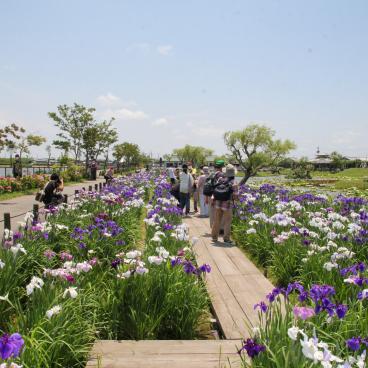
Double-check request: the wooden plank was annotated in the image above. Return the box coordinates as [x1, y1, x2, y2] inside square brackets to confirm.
[86, 340, 243, 368]
[184, 215, 275, 337]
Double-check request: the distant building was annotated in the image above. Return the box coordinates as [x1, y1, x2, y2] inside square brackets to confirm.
[309, 148, 333, 170]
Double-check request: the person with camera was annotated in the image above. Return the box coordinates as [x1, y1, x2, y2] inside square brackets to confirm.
[42, 173, 65, 208]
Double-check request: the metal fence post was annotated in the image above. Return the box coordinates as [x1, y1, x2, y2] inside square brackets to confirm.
[94, 184, 98, 191]
[99, 182, 102, 191]
[88, 185, 92, 191]
[4, 213, 11, 230]
[63, 194, 68, 203]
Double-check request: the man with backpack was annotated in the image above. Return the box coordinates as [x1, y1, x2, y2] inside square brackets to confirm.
[211, 164, 238, 244]
[203, 159, 225, 228]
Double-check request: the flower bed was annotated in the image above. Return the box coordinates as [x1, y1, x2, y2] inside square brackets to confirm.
[0, 173, 210, 367]
[233, 184, 368, 367]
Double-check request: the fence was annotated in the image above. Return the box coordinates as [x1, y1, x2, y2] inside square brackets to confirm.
[1, 182, 107, 239]
[0, 166, 68, 178]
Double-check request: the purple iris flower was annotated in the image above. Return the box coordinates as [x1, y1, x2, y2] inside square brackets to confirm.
[254, 301, 268, 313]
[0, 332, 24, 360]
[346, 337, 361, 351]
[239, 338, 266, 358]
[335, 304, 348, 319]
[198, 264, 211, 273]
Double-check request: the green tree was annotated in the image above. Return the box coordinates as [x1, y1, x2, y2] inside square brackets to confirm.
[16, 134, 46, 159]
[48, 103, 95, 162]
[46, 145, 52, 167]
[52, 140, 71, 157]
[290, 157, 313, 179]
[0, 123, 25, 153]
[330, 151, 347, 171]
[113, 142, 141, 169]
[173, 145, 213, 167]
[224, 123, 296, 184]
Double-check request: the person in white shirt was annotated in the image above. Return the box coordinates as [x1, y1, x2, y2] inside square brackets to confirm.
[179, 164, 194, 215]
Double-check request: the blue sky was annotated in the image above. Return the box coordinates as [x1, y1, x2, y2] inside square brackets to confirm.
[0, 0, 367, 159]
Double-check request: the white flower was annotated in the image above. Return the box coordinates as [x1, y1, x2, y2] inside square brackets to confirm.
[323, 262, 338, 271]
[360, 289, 368, 299]
[287, 326, 301, 341]
[247, 228, 257, 234]
[26, 276, 44, 295]
[0, 260, 5, 269]
[148, 256, 163, 265]
[63, 287, 78, 299]
[126, 250, 141, 259]
[300, 337, 319, 362]
[117, 270, 131, 279]
[0, 293, 9, 302]
[10, 243, 27, 256]
[76, 261, 92, 273]
[135, 266, 149, 275]
[46, 305, 62, 319]
[156, 246, 169, 259]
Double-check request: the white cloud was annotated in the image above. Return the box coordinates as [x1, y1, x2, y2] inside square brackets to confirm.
[332, 130, 359, 146]
[111, 108, 148, 121]
[157, 44, 173, 56]
[97, 93, 121, 107]
[152, 117, 169, 126]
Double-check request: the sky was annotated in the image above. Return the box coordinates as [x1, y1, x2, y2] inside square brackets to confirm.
[0, 0, 367, 160]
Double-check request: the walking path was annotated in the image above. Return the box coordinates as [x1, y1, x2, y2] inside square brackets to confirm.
[185, 215, 274, 339]
[86, 214, 274, 367]
[0, 178, 105, 233]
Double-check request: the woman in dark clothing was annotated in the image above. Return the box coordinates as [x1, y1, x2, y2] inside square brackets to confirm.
[43, 173, 65, 208]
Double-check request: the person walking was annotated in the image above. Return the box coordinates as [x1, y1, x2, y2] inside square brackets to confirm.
[211, 164, 238, 244]
[12, 154, 22, 178]
[204, 160, 225, 228]
[90, 158, 97, 180]
[192, 173, 199, 213]
[179, 164, 193, 215]
[197, 166, 210, 217]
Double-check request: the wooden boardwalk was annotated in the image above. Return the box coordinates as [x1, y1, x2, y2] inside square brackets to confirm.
[86, 214, 273, 367]
[185, 215, 274, 340]
[86, 340, 242, 368]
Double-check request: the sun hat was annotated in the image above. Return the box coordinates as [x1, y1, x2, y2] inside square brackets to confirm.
[214, 159, 225, 168]
[225, 164, 236, 178]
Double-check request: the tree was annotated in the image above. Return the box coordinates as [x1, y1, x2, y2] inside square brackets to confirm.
[48, 103, 95, 162]
[173, 145, 213, 167]
[289, 157, 313, 179]
[224, 124, 296, 184]
[0, 123, 25, 153]
[330, 151, 347, 171]
[46, 145, 52, 167]
[17, 134, 46, 159]
[113, 142, 141, 169]
[52, 140, 71, 157]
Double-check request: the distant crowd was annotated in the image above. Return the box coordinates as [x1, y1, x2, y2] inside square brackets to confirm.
[168, 160, 238, 244]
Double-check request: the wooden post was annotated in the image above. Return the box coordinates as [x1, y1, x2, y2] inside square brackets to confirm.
[88, 185, 92, 191]
[74, 190, 79, 196]
[63, 194, 68, 203]
[82, 187, 86, 191]
[33, 204, 39, 222]
[99, 182, 102, 191]
[103, 182, 106, 188]
[95, 184, 98, 191]
[4, 213, 11, 230]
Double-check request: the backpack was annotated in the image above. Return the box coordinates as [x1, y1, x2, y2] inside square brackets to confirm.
[213, 177, 233, 201]
[203, 173, 216, 197]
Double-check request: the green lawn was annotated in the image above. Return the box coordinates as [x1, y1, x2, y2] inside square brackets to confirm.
[312, 168, 368, 178]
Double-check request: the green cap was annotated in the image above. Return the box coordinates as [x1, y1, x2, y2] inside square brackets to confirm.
[214, 159, 225, 167]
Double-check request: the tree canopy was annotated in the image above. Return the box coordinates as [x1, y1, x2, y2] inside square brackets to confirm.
[172, 145, 213, 167]
[49, 103, 117, 166]
[224, 123, 296, 183]
[113, 142, 141, 167]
